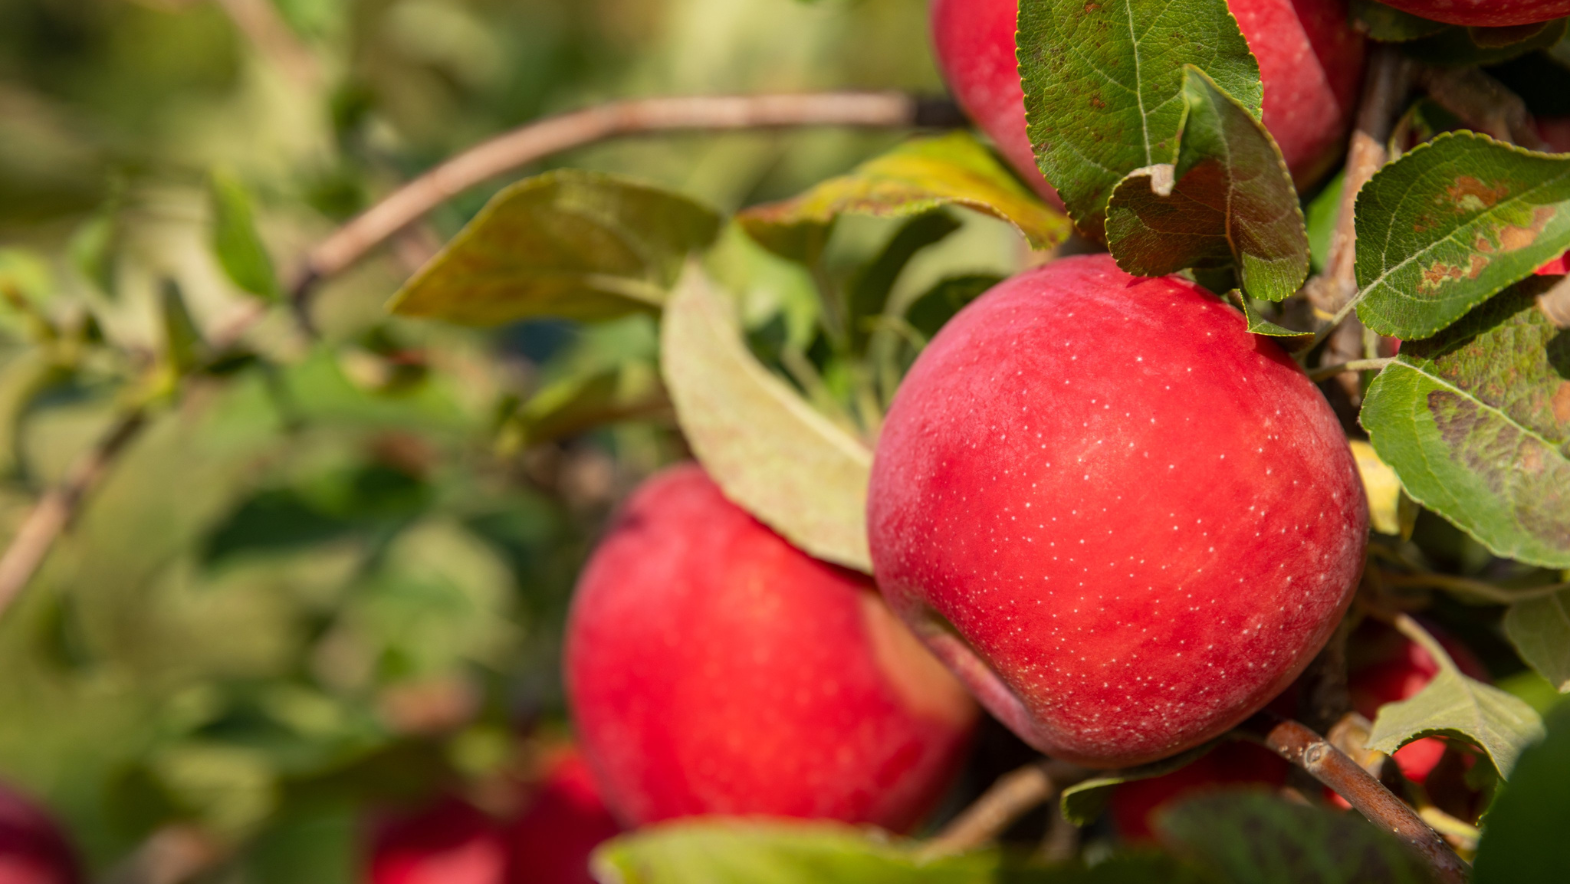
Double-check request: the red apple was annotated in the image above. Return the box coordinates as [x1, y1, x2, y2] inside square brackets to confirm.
[930, 0, 1366, 206]
[1110, 741, 1291, 841]
[867, 254, 1367, 768]
[565, 465, 977, 830]
[368, 797, 505, 884]
[1369, 0, 1570, 26]
[0, 786, 79, 884]
[1347, 621, 1490, 786]
[506, 749, 621, 884]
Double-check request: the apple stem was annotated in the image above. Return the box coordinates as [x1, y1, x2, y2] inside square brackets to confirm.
[1377, 569, 1570, 605]
[916, 759, 1086, 860]
[1306, 358, 1394, 382]
[1245, 713, 1470, 884]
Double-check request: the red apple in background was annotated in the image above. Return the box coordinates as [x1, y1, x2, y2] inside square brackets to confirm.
[1370, 0, 1570, 26]
[929, 0, 1366, 207]
[369, 797, 505, 884]
[1110, 742, 1291, 841]
[565, 465, 977, 830]
[0, 786, 79, 884]
[868, 254, 1368, 768]
[506, 748, 621, 884]
[1347, 622, 1490, 786]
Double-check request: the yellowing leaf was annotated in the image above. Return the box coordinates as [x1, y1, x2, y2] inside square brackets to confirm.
[661, 265, 873, 571]
[1351, 441, 1404, 537]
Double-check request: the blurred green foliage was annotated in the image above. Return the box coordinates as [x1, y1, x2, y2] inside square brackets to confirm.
[0, 0, 1021, 879]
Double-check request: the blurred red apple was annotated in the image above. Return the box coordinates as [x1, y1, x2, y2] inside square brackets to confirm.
[565, 465, 977, 830]
[506, 749, 620, 884]
[0, 786, 78, 884]
[1110, 742, 1291, 841]
[929, 0, 1366, 208]
[1371, 0, 1570, 26]
[868, 254, 1367, 768]
[369, 797, 504, 884]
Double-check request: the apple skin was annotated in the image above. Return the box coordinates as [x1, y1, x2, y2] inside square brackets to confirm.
[1348, 622, 1490, 786]
[929, 0, 1366, 205]
[1370, 0, 1570, 26]
[506, 749, 621, 884]
[565, 465, 977, 831]
[867, 254, 1368, 769]
[368, 797, 506, 884]
[0, 787, 79, 884]
[1110, 742, 1290, 841]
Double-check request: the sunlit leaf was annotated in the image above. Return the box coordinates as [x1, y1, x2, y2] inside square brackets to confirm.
[1367, 634, 1545, 778]
[209, 170, 280, 301]
[661, 265, 873, 571]
[1472, 700, 1570, 883]
[1018, 0, 1261, 240]
[1353, 132, 1570, 338]
[1105, 66, 1308, 302]
[1351, 441, 1404, 537]
[161, 280, 203, 376]
[390, 170, 722, 325]
[1504, 591, 1570, 693]
[1360, 282, 1570, 568]
[1157, 792, 1440, 884]
[737, 132, 1071, 262]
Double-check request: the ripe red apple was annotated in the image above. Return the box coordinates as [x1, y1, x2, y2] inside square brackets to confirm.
[868, 254, 1368, 768]
[929, 0, 1366, 205]
[0, 786, 79, 884]
[506, 749, 621, 884]
[1347, 622, 1490, 786]
[1110, 741, 1291, 841]
[1369, 0, 1570, 26]
[368, 797, 505, 884]
[565, 465, 977, 830]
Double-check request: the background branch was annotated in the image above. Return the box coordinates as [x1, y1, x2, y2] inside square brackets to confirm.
[1244, 713, 1469, 884]
[0, 91, 956, 624]
[293, 92, 961, 299]
[918, 760, 1084, 859]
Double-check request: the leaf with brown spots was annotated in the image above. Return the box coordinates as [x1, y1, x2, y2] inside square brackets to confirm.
[1360, 278, 1570, 568]
[1354, 132, 1570, 339]
[1018, 0, 1261, 241]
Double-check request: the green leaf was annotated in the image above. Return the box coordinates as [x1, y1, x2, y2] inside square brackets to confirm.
[1306, 172, 1345, 275]
[1404, 20, 1569, 68]
[209, 170, 280, 301]
[847, 212, 961, 352]
[1234, 297, 1315, 347]
[1504, 591, 1570, 693]
[737, 133, 1070, 262]
[1060, 742, 1216, 826]
[1359, 282, 1570, 568]
[1366, 633, 1546, 778]
[1157, 792, 1441, 884]
[390, 170, 723, 325]
[161, 280, 204, 376]
[593, 818, 1187, 884]
[1018, 0, 1262, 240]
[661, 265, 873, 572]
[905, 274, 1003, 341]
[1105, 66, 1308, 302]
[1350, 0, 1448, 41]
[1472, 700, 1570, 883]
[1353, 131, 1570, 339]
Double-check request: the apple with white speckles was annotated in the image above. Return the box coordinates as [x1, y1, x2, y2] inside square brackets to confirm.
[929, 0, 1367, 206]
[566, 465, 977, 830]
[867, 254, 1368, 769]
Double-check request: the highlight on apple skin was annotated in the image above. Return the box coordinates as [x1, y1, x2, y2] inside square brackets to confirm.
[867, 254, 1368, 769]
[928, 0, 1366, 205]
[565, 465, 978, 831]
